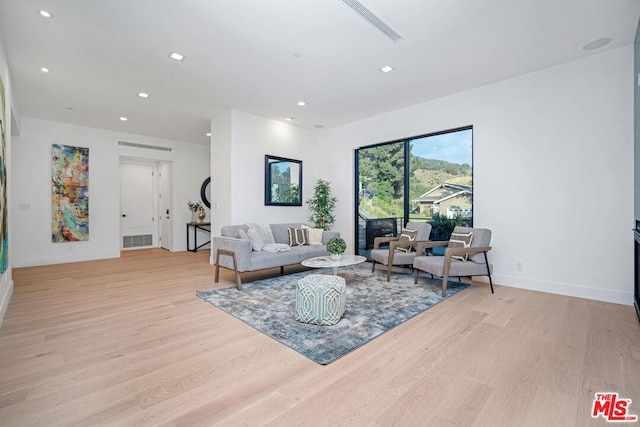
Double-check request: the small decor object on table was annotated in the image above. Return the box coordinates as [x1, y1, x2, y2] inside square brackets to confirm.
[188, 201, 203, 223]
[198, 207, 206, 222]
[326, 236, 346, 261]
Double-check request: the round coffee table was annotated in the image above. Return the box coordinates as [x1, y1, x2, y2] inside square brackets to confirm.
[302, 254, 367, 276]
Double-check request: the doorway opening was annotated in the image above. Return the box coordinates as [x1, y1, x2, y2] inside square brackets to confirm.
[119, 157, 173, 251]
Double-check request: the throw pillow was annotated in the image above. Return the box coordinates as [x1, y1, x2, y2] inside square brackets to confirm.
[301, 224, 324, 245]
[449, 231, 473, 261]
[396, 228, 418, 253]
[246, 225, 265, 251]
[288, 228, 309, 246]
[235, 229, 250, 240]
[247, 223, 275, 245]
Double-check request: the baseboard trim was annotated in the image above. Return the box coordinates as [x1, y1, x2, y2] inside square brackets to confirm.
[11, 251, 121, 268]
[493, 273, 633, 306]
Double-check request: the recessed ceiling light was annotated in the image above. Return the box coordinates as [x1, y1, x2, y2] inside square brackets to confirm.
[39, 10, 52, 18]
[206, 132, 211, 137]
[286, 117, 294, 121]
[119, 117, 128, 122]
[169, 52, 184, 61]
[380, 65, 394, 73]
[40, 67, 50, 73]
[297, 101, 306, 106]
[138, 92, 149, 98]
[582, 37, 612, 51]
[314, 124, 325, 129]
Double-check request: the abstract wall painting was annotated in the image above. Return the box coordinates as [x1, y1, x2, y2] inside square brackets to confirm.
[51, 144, 89, 242]
[0, 76, 7, 272]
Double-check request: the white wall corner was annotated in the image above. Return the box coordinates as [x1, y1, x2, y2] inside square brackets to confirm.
[0, 277, 13, 328]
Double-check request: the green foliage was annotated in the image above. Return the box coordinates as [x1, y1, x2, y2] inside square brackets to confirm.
[306, 179, 337, 230]
[326, 237, 347, 254]
[430, 213, 462, 241]
[270, 164, 299, 203]
[358, 142, 405, 201]
[357, 142, 472, 220]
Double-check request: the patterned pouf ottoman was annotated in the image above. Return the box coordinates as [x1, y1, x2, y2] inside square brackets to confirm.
[295, 274, 347, 325]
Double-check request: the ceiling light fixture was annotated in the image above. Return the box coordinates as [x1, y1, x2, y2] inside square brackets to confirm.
[582, 37, 612, 51]
[380, 65, 394, 73]
[206, 132, 211, 137]
[40, 67, 49, 73]
[297, 101, 306, 106]
[119, 117, 128, 122]
[286, 117, 294, 121]
[138, 92, 149, 98]
[39, 10, 52, 18]
[169, 52, 184, 61]
[314, 124, 325, 129]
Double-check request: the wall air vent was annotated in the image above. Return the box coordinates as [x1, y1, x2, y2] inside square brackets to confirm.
[340, 0, 403, 42]
[119, 141, 173, 152]
[123, 234, 153, 248]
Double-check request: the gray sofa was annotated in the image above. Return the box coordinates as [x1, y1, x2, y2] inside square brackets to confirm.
[212, 223, 340, 289]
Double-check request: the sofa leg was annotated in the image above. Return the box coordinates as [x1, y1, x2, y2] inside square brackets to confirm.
[280, 266, 284, 276]
[215, 249, 242, 291]
[371, 260, 376, 273]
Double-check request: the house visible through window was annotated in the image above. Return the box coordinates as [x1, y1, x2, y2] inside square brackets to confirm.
[355, 126, 473, 259]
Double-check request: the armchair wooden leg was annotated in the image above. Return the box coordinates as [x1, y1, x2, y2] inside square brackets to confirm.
[386, 265, 392, 282]
[442, 258, 452, 297]
[371, 260, 376, 273]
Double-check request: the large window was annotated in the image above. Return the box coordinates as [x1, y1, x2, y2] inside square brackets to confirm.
[355, 126, 473, 258]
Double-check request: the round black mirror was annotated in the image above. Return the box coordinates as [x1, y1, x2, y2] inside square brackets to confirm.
[200, 177, 211, 208]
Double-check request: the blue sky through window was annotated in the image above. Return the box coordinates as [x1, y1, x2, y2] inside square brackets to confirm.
[410, 128, 472, 165]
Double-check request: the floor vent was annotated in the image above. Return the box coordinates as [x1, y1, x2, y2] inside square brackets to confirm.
[119, 141, 173, 152]
[123, 234, 153, 248]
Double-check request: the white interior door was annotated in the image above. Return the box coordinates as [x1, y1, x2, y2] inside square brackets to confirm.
[120, 163, 155, 249]
[159, 162, 173, 250]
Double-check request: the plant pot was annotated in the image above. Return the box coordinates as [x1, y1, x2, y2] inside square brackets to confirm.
[330, 254, 343, 261]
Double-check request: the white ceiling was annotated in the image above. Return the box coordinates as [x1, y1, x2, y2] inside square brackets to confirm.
[0, 0, 638, 145]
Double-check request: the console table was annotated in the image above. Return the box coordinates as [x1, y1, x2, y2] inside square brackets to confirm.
[186, 222, 211, 252]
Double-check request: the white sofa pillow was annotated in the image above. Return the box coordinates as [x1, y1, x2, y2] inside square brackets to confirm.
[302, 224, 324, 245]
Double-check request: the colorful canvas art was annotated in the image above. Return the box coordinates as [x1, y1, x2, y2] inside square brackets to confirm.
[52, 144, 89, 242]
[0, 76, 7, 273]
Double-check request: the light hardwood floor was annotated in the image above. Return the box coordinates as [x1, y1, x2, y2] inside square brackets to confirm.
[0, 248, 639, 426]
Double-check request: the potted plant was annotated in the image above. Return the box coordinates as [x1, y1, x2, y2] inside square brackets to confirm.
[306, 179, 337, 230]
[188, 201, 203, 223]
[326, 237, 347, 260]
[430, 213, 461, 241]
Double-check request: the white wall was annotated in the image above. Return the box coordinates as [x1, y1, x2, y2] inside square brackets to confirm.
[210, 109, 320, 239]
[0, 35, 12, 327]
[11, 118, 210, 267]
[316, 46, 634, 305]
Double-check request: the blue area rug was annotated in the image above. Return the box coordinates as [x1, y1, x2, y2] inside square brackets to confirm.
[196, 265, 469, 364]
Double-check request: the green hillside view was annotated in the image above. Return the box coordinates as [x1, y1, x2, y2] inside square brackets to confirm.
[358, 143, 472, 220]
